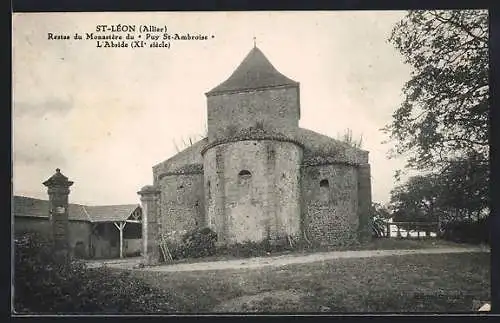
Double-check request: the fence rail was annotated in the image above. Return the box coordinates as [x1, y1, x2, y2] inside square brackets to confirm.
[381, 221, 439, 239]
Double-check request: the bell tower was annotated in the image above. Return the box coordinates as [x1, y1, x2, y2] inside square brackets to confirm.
[205, 46, 301, 142]
[202, 46, 303, 244]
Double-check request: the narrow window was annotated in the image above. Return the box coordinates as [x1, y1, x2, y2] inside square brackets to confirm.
[267, 144, 276, 162]
[320, 179, 330, 203]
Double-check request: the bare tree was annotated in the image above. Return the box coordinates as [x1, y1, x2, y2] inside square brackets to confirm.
[338, 128, 363, 149]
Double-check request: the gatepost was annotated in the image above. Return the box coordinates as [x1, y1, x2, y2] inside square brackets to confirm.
[43, 168, 73, 256]
[138, 185, 161, 265]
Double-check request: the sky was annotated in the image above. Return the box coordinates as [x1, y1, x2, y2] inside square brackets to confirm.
[12, 11, 414, 206]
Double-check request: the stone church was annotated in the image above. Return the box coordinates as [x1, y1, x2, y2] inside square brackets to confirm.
[140, 45, 372, 252]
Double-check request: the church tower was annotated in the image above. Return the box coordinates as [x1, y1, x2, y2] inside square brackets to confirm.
[205, 46, 301, 141]
[202, 46, 303, 244]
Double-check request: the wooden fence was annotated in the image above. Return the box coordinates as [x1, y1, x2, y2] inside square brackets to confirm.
[382, 221, 440, 239]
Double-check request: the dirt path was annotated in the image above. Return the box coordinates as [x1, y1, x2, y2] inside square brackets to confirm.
[90, 246, 488, 272]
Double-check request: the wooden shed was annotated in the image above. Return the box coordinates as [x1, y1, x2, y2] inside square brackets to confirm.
[13, 195, 142, 259]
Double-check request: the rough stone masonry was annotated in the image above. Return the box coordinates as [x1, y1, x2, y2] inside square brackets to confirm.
[141, 45, 372, 262]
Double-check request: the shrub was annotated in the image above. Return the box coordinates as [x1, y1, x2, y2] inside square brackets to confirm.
[372, 217, 387, 238]
[215, 235, 298, 259]
[441, 217, 489, 244]
[168, 230, 309, 261]
[14, 232, 178, 313]
[170, 227, 217, 259]
[216, 240, 269, 258]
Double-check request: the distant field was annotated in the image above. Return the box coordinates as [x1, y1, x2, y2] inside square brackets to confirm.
[129, 251, 490, 313]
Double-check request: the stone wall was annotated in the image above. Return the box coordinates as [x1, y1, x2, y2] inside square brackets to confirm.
[301, 164, 359, 246]
[68, 221, 92, 256]
[203, 139, 302, 244]
[14, 217, 52, 236]
[357, 164, 373, 243]
[152, 138, 208, 183]
[14, 217, 92, 257]
[158, 173, 205, 237]
[206, 86, 300, 142]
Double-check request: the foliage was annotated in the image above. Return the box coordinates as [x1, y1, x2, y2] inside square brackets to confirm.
[390, 175, 441, 224]
[14, 232, 178, 313]
[384, 10, 488, 171]
[370, 203, 391, 238]
[169, 230, 307, 260]
[390, 159, 488, 223]
[170, 227, 218, 259]
[371, 202, 392, 220]
[441, 217, 490, 244]
[215, 235, 302, 258]
[385, 10, 489, 239]
[371, 218, 387, 238]
[389, 160, 489, 241]
[436, 152, 489, 222]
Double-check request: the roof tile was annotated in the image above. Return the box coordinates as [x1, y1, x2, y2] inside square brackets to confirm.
[12, 196, 140, 223]
[207, 47, 298, 95]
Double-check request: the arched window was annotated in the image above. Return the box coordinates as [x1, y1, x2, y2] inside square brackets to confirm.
[320, 179, 329, 188]
[238, 170, 252, 179]
[238, 170, 252, 188]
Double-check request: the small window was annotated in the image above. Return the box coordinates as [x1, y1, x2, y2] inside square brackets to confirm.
[207, 180, 211, 197]
[319, 179, 330, 203]
[238, 170, 252, 179]
[267, 148, 276, 161]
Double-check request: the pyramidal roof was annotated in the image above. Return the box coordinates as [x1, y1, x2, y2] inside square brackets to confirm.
[206, 46, 298, 95]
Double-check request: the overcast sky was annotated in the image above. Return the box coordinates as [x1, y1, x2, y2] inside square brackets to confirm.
[12, 11, 413, 206]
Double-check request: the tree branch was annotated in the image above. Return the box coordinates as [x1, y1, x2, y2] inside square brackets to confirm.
[427, 11, 487, 43]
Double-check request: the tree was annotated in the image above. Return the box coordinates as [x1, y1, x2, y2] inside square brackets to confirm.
[384, 10, 488, 171]
[389, 154, 488, 235]
[389, 175, 441, 232]
[371, 202, 392, 220]
[338, 128, 363, 149]
[436, 152, 489, 222]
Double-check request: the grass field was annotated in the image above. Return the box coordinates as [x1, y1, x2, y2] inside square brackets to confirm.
[129, 251, 490, 313]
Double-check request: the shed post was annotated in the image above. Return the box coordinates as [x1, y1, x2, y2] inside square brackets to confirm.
[114, 221, 127, 258]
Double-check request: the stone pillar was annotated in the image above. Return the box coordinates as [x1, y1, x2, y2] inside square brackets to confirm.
[43, 168, 74, 255]
[357, 163, 372, 243]
[138, 185, 161, 265]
